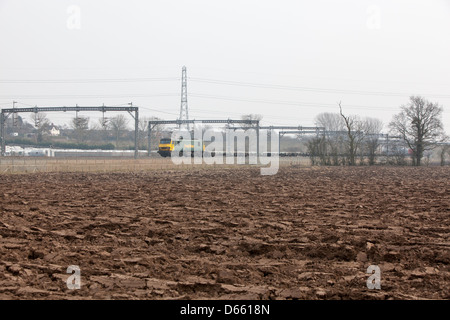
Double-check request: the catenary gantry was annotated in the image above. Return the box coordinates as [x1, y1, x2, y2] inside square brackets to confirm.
[1, 105, 139, 158]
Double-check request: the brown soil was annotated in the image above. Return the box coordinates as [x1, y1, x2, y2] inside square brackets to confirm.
[0, 166, 449, 299]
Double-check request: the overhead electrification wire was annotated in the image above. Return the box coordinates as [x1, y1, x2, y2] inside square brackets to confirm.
[0, 78, 179, 84]
[1, 94, 447, 113]
[2, 75, 449, 98]
[188, 107, 302, 122]
[189, 77, 450, 99]
[133, 105, 179, 117]
[189, 93, 398, 111]
[0, 93, 179, 99]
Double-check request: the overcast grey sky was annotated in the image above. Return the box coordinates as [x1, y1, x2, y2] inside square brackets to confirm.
[0, 0, 449, 132]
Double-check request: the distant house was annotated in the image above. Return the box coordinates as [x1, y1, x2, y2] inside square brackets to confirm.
[50, 126, 60, 136]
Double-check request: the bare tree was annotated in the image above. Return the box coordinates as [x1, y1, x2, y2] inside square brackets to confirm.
[6, 114, 24, 129]
[306, 134, 326, 166]
[439, 136, 449, 166]
[138, 117, 149, 149]
[97, 117, 110, 140]
[142, 116, 166, 150]
[109, 114, 129, 148]
[315, 112, 345, 132]
[440, 146, 449, 166]
[99, 117, 110, 130]
[339, 102, 365, 166]
[314, 112, 346, 165]
[240, 114, 262, 129]
[30, 112, 50, 143]
[363, 117, 383, 165]
[389, 96, 445, 166]
[71, 116, 89, 143]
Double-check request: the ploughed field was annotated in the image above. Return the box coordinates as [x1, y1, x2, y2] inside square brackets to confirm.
[0, 166, 449, 299]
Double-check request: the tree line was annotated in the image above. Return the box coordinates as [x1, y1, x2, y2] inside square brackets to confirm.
[5, 113, 166, 150]
[306, 96, 448, 166]
[4, 96, 448, 165]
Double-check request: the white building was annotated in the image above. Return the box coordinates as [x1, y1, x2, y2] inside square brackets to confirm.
[50, 127, 60, 136]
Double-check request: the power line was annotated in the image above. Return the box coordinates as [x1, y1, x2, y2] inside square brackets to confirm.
[0, 77, 179, 84]
[1, 93, 448, 114]
[189, 93, 399, 111]
[189, 77, 450, 99]
[134, 105, 179, 117]
[1, 75, 449, 98]
[189, 108, 279, 122]
[0, 93, 179, 99]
